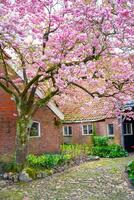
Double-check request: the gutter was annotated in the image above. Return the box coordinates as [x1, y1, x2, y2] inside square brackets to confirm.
[62, 117, 106, 124]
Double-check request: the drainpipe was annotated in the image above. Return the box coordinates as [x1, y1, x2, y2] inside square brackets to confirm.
[119, 116, 125, 148]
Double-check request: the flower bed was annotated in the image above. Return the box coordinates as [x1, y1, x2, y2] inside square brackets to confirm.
[0, 147, 99, 183]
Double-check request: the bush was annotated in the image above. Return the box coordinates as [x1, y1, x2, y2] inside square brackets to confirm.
[26, 154, 72, 169]
[108, 144, 128, 158]
[91, 144, 127, 158]
[127, 161, 134, 184]
[93, 136, 109, 147]
[1, 161, 23, 173]
[60, 144, 91, 158]
[91, 146, 110, 157]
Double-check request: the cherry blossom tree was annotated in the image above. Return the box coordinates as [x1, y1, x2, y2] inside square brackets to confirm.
[0, 0, 133, 164]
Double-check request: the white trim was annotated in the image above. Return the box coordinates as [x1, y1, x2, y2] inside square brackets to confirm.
[12, 70, 64, 120]
[107, 124, 114, 137]
[124, 123, 133, 136]
[47, 102, 64, 120]
[82, 124, 93, 135]
[63, 118, 105, 124]
[29, 121, 41, 138]
[63, 125, 73, 136]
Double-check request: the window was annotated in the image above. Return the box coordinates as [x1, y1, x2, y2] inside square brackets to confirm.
[63, 126, 72, 136]
[82, 125, 93, 135]
[107, 124, 114, 136]
[29, 121, 40, 137]
[124, 123, 133, 135]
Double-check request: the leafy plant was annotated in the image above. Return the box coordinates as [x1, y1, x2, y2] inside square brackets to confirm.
[127, 161, 134, 185]
[60, 144, 91, 158]
[26, 154, 72, 169]
[93, 136, 109, 147]
[108, 144, 128, 158]
[91, 146, 110, 157]
[91, 144, 127, 158]
[1, 161, 23, 173]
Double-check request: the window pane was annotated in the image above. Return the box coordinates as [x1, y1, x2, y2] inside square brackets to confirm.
[68, 126, 72, 135]
[83, 125, 88, 134]
[108, 124, 114, 135]
[124, 123, 133, 135]
[88, 125, 93, 134]
[126, 124, 132, 134]
[64, 126, 68, 135]
[30, 122, 39, 137]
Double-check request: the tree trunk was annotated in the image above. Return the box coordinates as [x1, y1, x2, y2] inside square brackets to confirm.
[15, 117, 31, 165]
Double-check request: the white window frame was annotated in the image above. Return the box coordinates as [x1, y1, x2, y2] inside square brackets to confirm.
[124, 123, 133, 136]
[107, 124, 114, 137]
[63, 126, 73, 136]
[29, 121, 41, 138]
[82, 124, 93, 135]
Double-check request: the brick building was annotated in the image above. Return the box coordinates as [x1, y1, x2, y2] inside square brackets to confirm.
[58, 90, 134, 150]
[0, 86, 64, 161]
[60, 100, 121, 146]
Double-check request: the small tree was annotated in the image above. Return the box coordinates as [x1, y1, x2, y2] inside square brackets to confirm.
[0, 0, 133, 165]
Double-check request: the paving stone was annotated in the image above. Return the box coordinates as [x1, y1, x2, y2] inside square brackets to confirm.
[0, 154, 134, 199]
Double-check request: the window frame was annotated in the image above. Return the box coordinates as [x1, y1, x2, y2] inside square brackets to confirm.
[124, 123, 133, 136]
[63, 125, 73, 137]
[82, 124, 93, 135]
[107, 124, 114, 137]
[29, 121, 41, 138]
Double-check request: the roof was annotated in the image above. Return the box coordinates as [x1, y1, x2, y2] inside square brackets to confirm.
[55, 88, 113, 123]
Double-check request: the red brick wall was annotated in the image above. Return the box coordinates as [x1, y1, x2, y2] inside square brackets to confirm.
[62, 122, 94, 145]
[105, 118, 121, 144]
[0, 88, 61, 160]
[62, 118, 121, 145]
[29, 106, 61, 154]
[0, 89, 16, 159]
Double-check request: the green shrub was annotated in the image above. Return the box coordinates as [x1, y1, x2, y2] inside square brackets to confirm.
[26, 154, 71, 169]
[24, 167, 37, 179]
[91, 146, 110, 157]
[2, 161, 23, 173]
[91, 144, 127, 158]
[127, 161, 134, 173]
[93, 136, 109, 147]
[127, 161, 134, 183]
[108, 144, 128, 158]
[60, 144, 91, 158]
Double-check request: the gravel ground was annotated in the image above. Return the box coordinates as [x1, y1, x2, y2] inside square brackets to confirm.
[0, 154, 134, 200]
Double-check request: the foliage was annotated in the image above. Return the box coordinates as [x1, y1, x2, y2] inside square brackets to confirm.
[26, 154, 71, 169]
[91, 144, 127, 158]
[108, 144, 128, 158]
[60, 144, 91, 158]
[93, 136, 109, 147]
[24, 167, 37, 179]
[1, 161, 23, 173]
[24, 167, 53, 179]
[126, 161, 134, 185]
